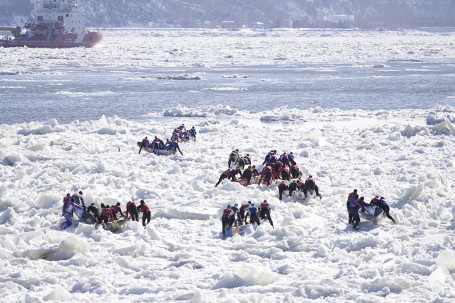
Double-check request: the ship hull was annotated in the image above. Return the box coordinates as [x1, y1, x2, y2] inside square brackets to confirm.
[0, 31, 102, 48]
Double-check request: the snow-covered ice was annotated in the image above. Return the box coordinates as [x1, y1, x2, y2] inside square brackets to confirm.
[0, 28, 455, 302]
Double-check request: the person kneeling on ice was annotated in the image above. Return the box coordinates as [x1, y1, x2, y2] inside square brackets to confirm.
[61, 195, 75, 229]
[303, 175, 322, 199]
[126, 200, 139, 221]
[370, 196, 396, 224]
[215, 169, 231, 187]
[259, 200, 274, 228]
[222, 205, 234, 236]
[248, 203, 260, 226]
[137, 200, 151, 228]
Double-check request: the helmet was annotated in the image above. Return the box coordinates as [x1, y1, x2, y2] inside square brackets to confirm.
[248, 201, 251, 204]
[140, 200, 145, 204]
[380, 197, 385, 200]
[116, 202, 120, 206]
[79, 191, 83, 195]
[263, 200, 267, 202]
[227, 204, 231, 208]
[234, 203, 238, 207]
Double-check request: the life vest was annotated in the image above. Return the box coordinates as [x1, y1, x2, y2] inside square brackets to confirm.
[222, 208, 232, 217]
[127, 201, 136, 209]
[101, 208, 111, 217]
[63, 196, 70, 203]
[240, 204, 249, 209]
[223, 169, 231, 176]
[138, 203, 150, 212]
[260, 202, 269, 209]
[249, 206, 257, 215]
[348, 197, 359, 208]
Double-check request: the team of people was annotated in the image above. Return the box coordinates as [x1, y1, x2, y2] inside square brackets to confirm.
[346, 189, 396, 229]
[61, 192, 153, 230]
[64, 130, 397, 236]
[138, 124, 196, 155]
[221, 200, 274, 236]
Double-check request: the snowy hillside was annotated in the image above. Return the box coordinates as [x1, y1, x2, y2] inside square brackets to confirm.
[0, 0, 454, 28]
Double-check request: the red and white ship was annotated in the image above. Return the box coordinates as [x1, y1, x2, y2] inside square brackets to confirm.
[0, 0, 102, 48]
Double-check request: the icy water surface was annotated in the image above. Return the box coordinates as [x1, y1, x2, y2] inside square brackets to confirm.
[0, 28, 454, 124]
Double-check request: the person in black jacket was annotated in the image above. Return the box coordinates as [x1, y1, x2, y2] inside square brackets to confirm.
[370, 196, 396, 224]
[278, 181, 288, 200]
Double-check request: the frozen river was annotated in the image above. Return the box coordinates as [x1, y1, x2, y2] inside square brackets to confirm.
[0, 28, 454, 124]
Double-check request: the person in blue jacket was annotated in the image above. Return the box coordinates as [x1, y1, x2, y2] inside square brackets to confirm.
[189, 126, 197, 141]
[151, 136, 164, 151]
[248, 203, 260, 226]
[288, 152, 296, 166]
[230, 203, 239, 226]
[61, 196, 75, 229]
[166, 139, 183, 156]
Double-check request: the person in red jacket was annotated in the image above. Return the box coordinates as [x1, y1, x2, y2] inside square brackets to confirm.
[215, 169, 231, 187]
[137, 200, 151, 228]
[221, 205, 234, 236]
[112, 202, 125, 218]
[280, 166, 291, 181]
[97, 205, 111, 224]
[259, 200, 274, 228]
[259, 166, 273, 185]
[303, 175, 322, 199]
[290, 164, 302, 179]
